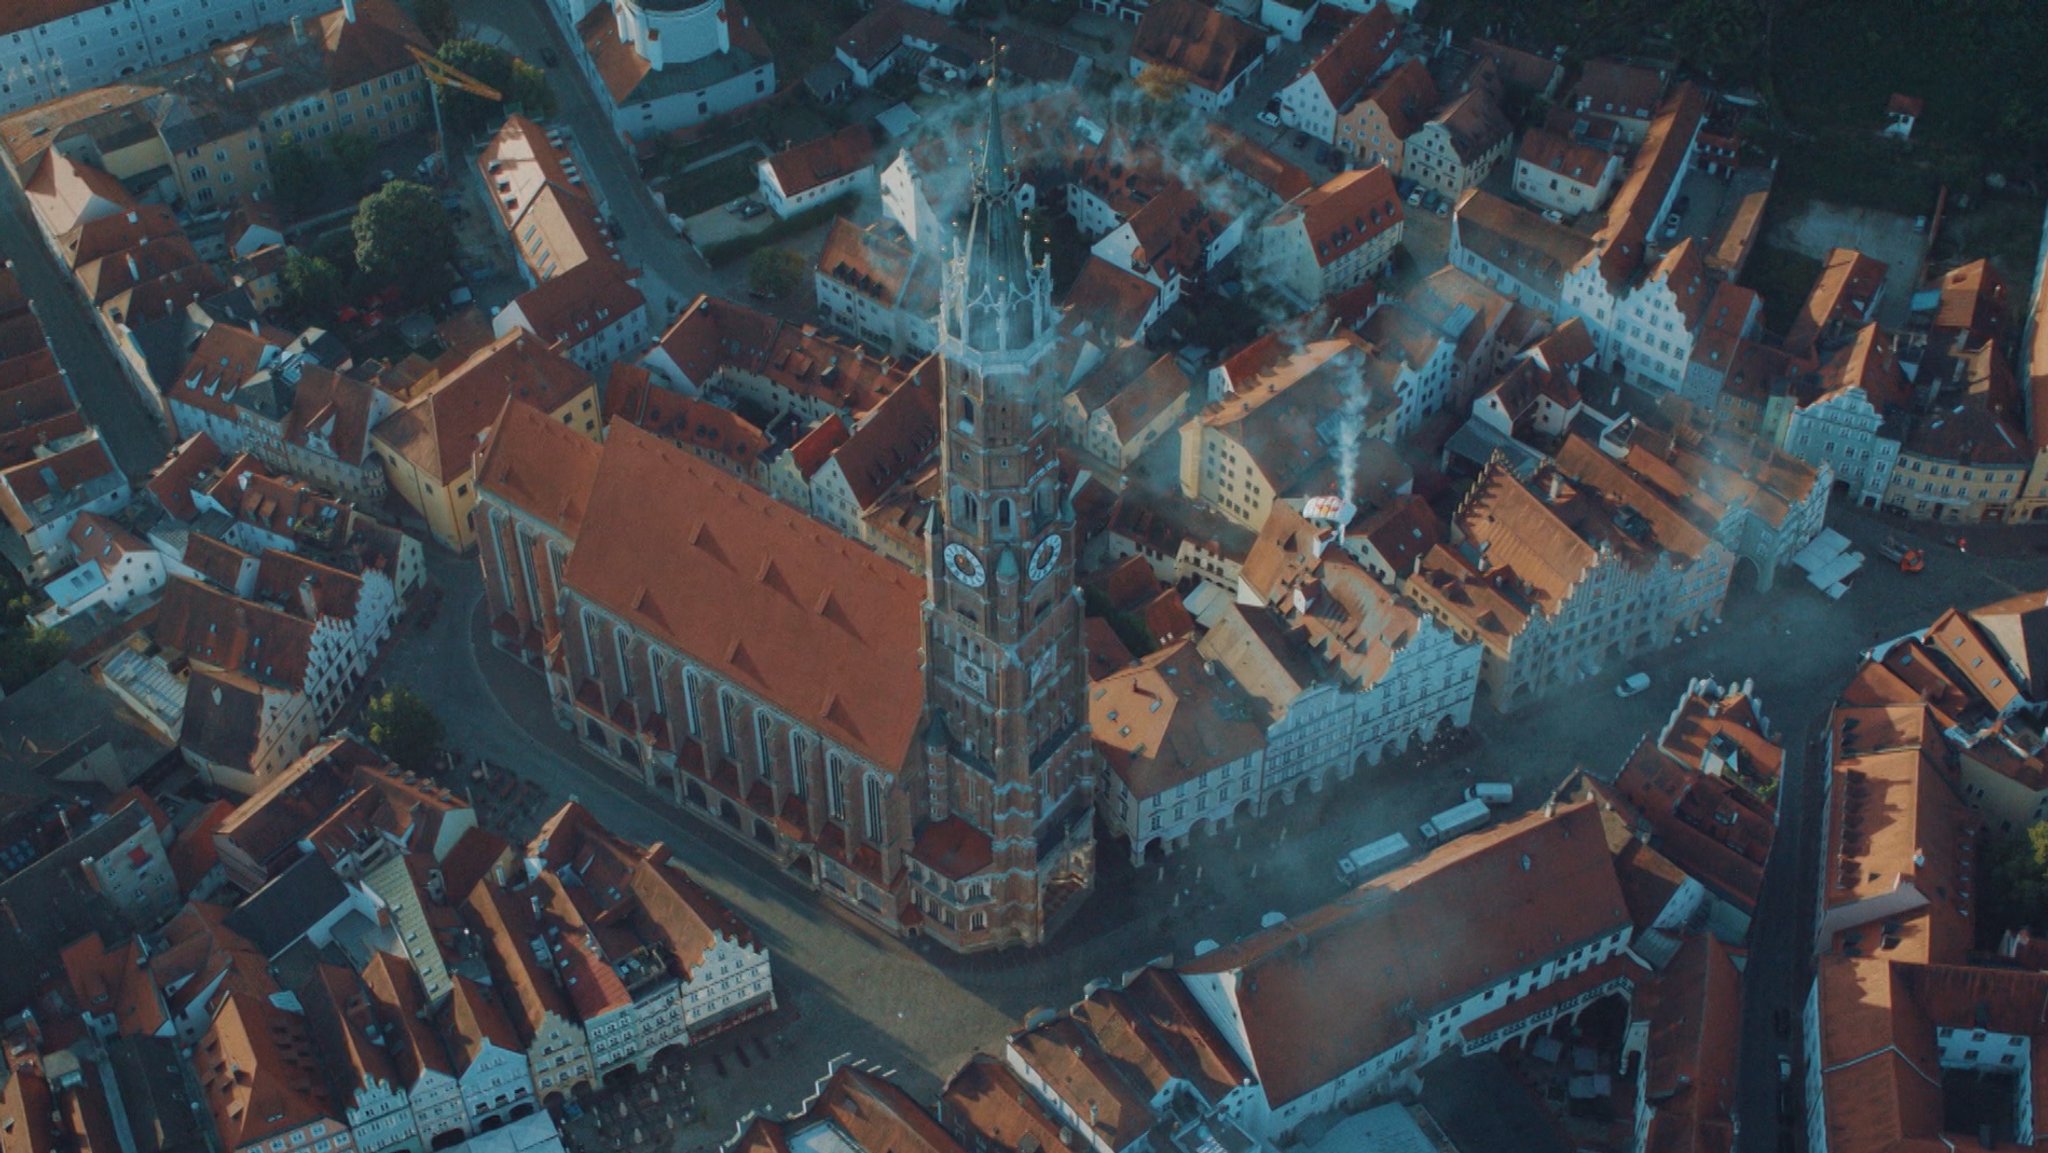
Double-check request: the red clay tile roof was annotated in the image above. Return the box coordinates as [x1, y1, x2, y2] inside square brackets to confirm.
[505, 258, 645, 351]
[442, 974, 523, 1070]
[764, 124, 876, 200]
[168, 799, 236, 892]
[941, 1054, 1090, 1153]
[475, 396, 605, 540]
[1593, 82, 1706, 288]
[1301, 8, 1396, 107]
[1571, 59, 1667, 121]
[317, 0, 428, 90]
[360, 951, 455, 1080]
[1784, 247, 1889, 361]
[1515, 126, 1615, 186]
[607, 367, 771, 474]
[1092, 638, 1266, 799]
[735, 1067, 961, 1153]
[1131, 0, 1266, 94]
[375, 331, 596, 485]
[824, 369, 939, 508]
[147, 433, 223, 521]
[0, 434, 117, 507]
[194, 993, 340, 1151]
[1281, 164, 1403, 269]
[565, 420, 928, 769]
[282, 364, 380, 467]
[1207, 124, 1313, 202]
[155, 576, 315, 690]
[1181, 800, 1632, 1107]
[1062, 258, 1160, 344]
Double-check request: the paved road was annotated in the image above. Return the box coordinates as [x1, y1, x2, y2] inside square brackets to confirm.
[452, 0, 733, 327]
[0, 168, 169, 477]
[378, 505, 2048, 1149]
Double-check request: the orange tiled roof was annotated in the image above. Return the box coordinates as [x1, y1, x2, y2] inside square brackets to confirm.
[564, 421, 928, 769]
[374, 331, 596, 485]
[194, 993, 339, 1150]
[1301, 8, 1396, 107]
[764, 124, 876, 200]
[1282, 165, 1403, 269]
[1131, 0, 1266, 94]
[1181, 800, 1632, 1107]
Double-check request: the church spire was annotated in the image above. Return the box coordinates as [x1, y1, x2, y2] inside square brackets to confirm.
[948, 55, 1050, 358]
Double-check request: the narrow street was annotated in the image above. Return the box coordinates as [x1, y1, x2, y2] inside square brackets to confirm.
[450, 0, 732, 324]
[376, 503, 2047, 1146]
[0, 167, 169, 477]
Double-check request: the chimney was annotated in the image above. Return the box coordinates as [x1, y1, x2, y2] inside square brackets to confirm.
[125, 254, 139, 280]
[1546, 471, 1562, 503]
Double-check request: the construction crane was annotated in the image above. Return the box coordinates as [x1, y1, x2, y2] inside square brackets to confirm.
[406, 45, 504, 170]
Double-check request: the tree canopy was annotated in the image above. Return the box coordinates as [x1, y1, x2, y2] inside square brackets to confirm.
[270, 139, 325, 217]
[281, 251, 345, 319]
[366, 686, 446, 777]
[746, 248, 806, 299]
[433, 40, 557, 143]
[352, 180, 455, 298]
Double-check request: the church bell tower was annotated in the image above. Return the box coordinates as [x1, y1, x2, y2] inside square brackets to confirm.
[920, 71, 1095, 949]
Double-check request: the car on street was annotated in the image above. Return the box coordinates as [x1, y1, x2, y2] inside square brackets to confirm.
[1542, 208, 1565, 223]
[1407, 188, 1424, 206]
[1616, 672, 1652, 697]
[1257, 103, 1281, 127]
[729, 199, 768, 219]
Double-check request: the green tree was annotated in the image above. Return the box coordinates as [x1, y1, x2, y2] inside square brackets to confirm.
[281, 251, 346, 318]
[1984, 823, 2048, 940]
[0, 563, 68, 693]
[746, 247, 805, 299]
[271, 138, 327, 217]
[328, 131, 377, 183]
[415, 0, 458, 44]
[352, 180, 455, 298]
[433, 41, 555, 141]
[504, 58, 557, 120]
[366, 686, 446, 776]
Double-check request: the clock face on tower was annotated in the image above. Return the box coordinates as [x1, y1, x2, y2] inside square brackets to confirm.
[1028, 535, 1063, 583]
[944, 543, 987, 588]
[955, 653, 989, 696]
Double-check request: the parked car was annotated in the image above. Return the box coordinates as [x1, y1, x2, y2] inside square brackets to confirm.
[729, 199, 767, 219]
[1435, 198, 1449, 217]
[1913, 214, 1929, 233]
[1541, 208, 1565, 223]
[1407, 188, 1424, 207]
[1257, 108, 1281, 128]
[1616, 672, 1652, 698]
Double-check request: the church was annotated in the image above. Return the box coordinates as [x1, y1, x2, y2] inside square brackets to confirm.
[474, 81, 1098, 952]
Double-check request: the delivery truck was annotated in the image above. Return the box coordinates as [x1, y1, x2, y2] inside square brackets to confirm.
[1420, 797, 1491, 844]
[1335, 832, 1414, 884]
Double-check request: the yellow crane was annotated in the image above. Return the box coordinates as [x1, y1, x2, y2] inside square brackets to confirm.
[406, 44, 504, 167]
